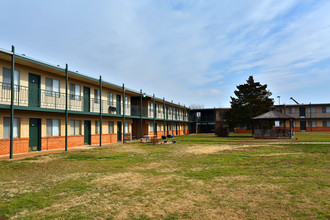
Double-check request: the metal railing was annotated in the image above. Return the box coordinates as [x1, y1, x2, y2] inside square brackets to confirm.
[254, 128, 293, 138]
[0, 82, 190, 121]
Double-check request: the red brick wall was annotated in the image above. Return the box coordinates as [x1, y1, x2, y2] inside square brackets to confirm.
[92, 134, 118, 145]
[306, 127, 330, 132]
[156, 131, 165, 137]
[0, 138, 30, 156]
[42, 136, 65, 150]
[68, 135, 84, 147]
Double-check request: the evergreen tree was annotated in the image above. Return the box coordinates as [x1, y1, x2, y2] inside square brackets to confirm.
[225, 76, 274, 130]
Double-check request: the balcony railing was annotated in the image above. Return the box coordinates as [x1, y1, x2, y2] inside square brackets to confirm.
[0, 82, 189, 121]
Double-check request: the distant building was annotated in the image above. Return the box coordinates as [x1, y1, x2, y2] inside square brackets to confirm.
[190, 108, 229, 133]
[274, 103, 330, 132]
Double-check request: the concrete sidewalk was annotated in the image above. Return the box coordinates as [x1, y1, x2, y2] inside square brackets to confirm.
[0, 146, 98, 161]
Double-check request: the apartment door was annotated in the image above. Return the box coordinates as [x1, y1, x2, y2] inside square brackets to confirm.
[300, 121, 306, 131]
[116, 95, 121, 115]
[29, 118, 41, 151]
[83, 87, 90, 112]
[117, 121, 122, 142]
[166, 107, 169, 119]
[176, 124, 178, 135]
[155, 123, 157, 136]
[299, 107, 305, 117]
[84, 120, 91, 145]
[28, 73, 40, 107]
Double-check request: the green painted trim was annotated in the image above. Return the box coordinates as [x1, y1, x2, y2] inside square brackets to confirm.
[0, 104, 193, 123]
[0, 104, 10, 109]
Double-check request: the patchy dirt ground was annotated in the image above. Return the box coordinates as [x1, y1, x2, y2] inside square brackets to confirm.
[1, 135, 329, 219]
[182, 144, 268, 155]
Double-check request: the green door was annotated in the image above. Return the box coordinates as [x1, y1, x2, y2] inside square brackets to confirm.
[299, 107, 305, 117]
[84, 120, 91, 145]
[117, 121, 122, 142]
[83, 87, 90, 112]
[300, 121, 306, 131]
[166, 107, 168, 119]
[29, 118, 41, 151]
[28, 73, 40, 107]
[116, 95, 121, 115]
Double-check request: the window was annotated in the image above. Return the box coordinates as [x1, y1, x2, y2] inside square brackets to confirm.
[108, 121, 114, 133]
[308, 121, 316, 127]
[150, 102, 154, 111]
[289, 107, 295, 114]
[292, 121, 296, 127]
[125, 96, 129, 106]
[70, 84, 81, 100]
[150, 123, 154, 132]
[70, 120, 81, 135]
[94, 89, 100, 103]
[307, 107, 316, 113]
[46, 119, 60, 136]
[3, 117, 19, 138]
[108, 92, 113, 106]
[158, 124, 162, 131]
[3, 67, 20, 90]
[275, 121, 280, 127]
[279, 109, 282, 113]
[158, 105, 161, 113]
[322, 107, 330, 113]
[124, 122, 129, 133]
[323, 121, 330, 127]
[46, 78, 60, 97]
[95, 121, 100, 134]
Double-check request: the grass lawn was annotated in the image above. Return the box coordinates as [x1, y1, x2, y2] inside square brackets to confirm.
[0, 133, 329, 219]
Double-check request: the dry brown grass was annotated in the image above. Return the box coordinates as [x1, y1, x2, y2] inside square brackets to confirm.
[1, 134, 329, 219]
[181, 144, 268, 155]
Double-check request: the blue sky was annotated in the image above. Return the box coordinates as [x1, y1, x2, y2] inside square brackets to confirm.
[1, 0, 329, 108]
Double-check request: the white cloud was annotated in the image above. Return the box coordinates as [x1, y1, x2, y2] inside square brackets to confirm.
[1, 0, 330, 107]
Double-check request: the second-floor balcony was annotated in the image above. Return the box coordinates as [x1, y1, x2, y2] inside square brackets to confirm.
[0, 82, 190, 121]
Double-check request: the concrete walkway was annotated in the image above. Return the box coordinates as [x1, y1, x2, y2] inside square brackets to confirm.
[0, 146, 98, 161]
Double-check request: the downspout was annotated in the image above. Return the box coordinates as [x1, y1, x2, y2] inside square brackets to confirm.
[140, 89, 143, 139]
[163, 98, 166, 136]
[153, 94, 156, 136]
[171, 101, 174, 135]
[178, 103, 180, 134]
[123, 83, 125, 143]
[99, 76, 102, 146]
[184, 105, 186, 135]
[65, 64, 68, 151]
[10, 45, 15, 159]
[310, 102, 312, 132]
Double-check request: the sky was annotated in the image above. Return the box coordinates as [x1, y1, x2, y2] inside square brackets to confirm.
[1, 0, 330, 108]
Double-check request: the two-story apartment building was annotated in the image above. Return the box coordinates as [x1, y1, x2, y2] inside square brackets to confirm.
[0, 46, 191, 158]
[275, 103, 330, 132]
